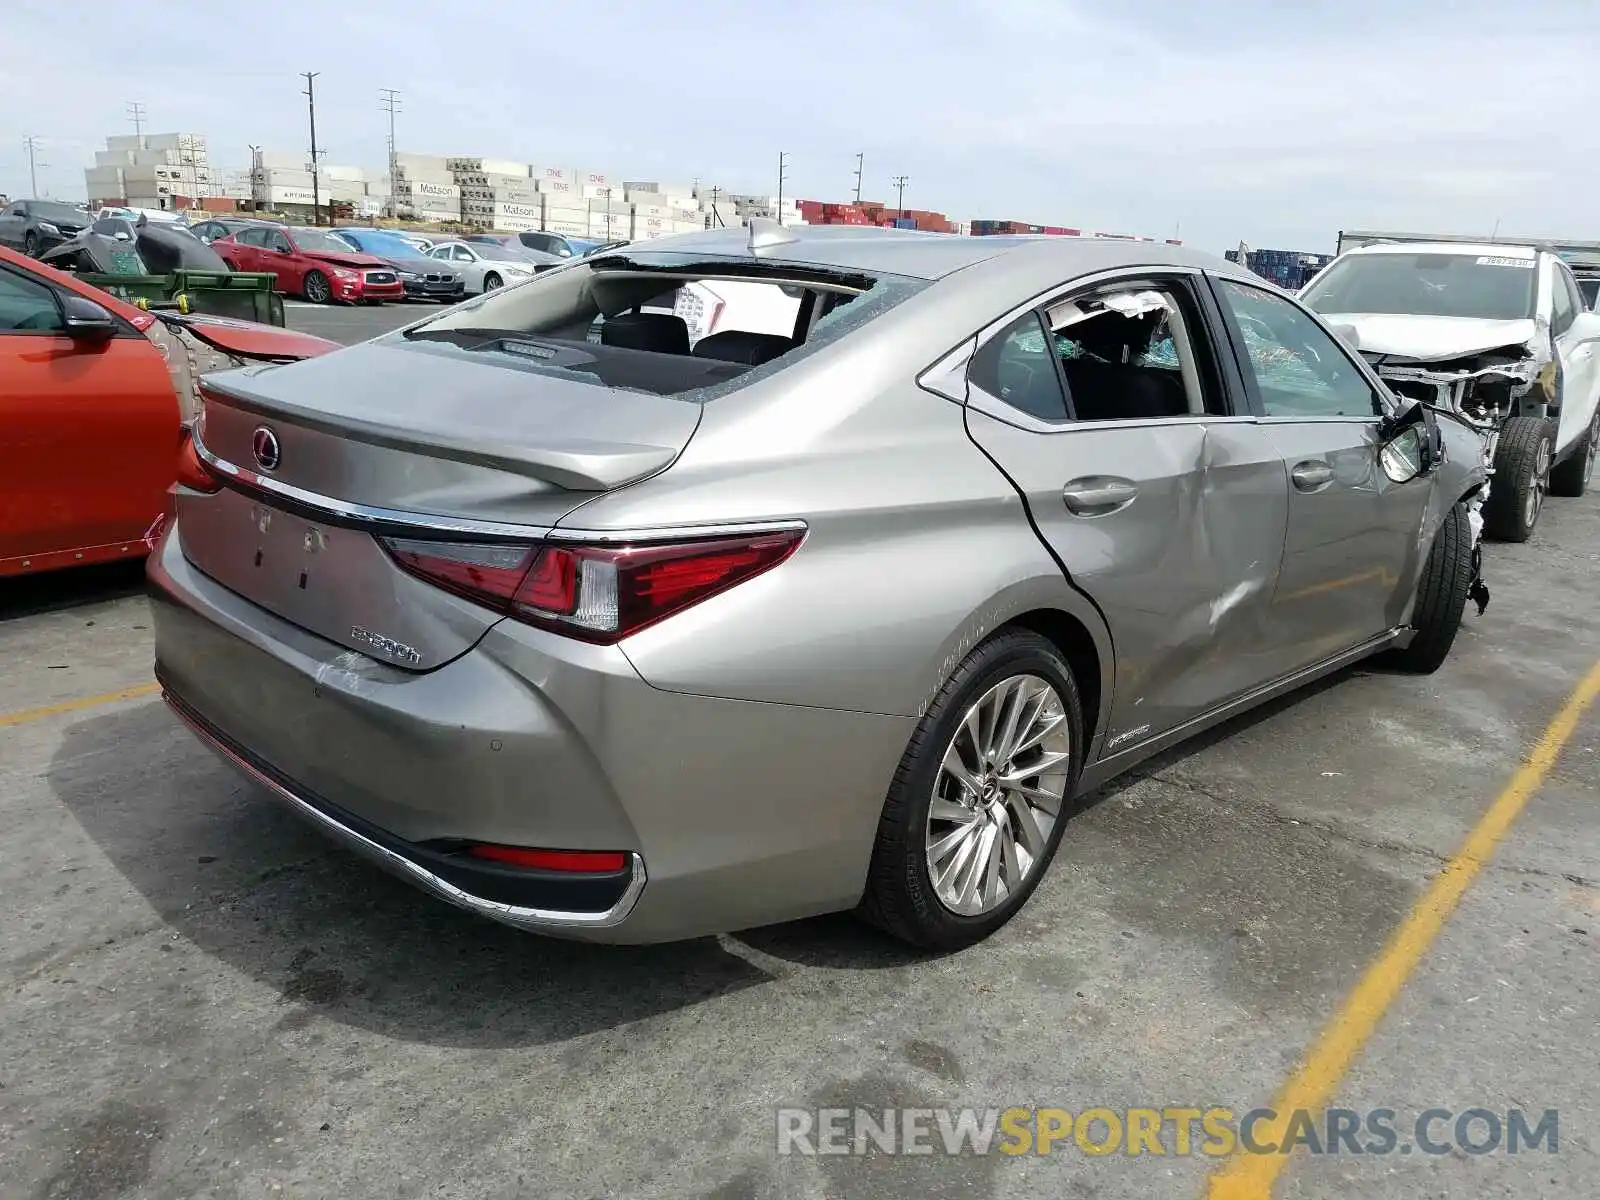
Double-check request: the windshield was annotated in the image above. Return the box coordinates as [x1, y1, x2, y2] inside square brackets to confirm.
[396, 250, 928, 400]
[1301, 252, 1539, 321]
[34, 202, 90, 225]
[291, 227, 366, 255]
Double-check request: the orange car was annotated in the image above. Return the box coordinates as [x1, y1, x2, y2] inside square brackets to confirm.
[0, 244, 336, 578]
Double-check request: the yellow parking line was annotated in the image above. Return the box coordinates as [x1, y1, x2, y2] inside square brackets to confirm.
[1208, 659, 1600, 1200]
[0, 681, 161, 729]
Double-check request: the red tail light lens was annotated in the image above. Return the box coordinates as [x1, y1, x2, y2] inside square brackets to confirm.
[465, 845, 627, 872]
[175, 426, 221, 494]
[381, 528, 804, 644]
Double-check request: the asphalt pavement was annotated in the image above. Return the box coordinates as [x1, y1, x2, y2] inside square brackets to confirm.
[2, 453, 1597, 1197]
[283, 298, 436, 345]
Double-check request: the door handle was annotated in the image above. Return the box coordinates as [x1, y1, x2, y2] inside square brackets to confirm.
[1291, 460, 1334, 491]
[1062, 477, 1139, 515]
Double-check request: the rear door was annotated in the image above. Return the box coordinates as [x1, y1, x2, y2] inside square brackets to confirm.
[0, 259, 178, 571]
[223, 226, 267, 271]
[1209, 274, 1429, 673]
[962, 270, 1290, 750]
[1549, 257, 1600, 454]
[0, 203, 25, 249]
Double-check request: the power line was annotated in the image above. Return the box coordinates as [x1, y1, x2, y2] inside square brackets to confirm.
[302, 72, 321, 223]
[23, 135, 44, 197]
[126, 101, 147, 139]
[853, 153, 864, 204]
[379, 88, 401, 219]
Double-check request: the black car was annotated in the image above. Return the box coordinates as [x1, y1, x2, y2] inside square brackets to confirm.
[0, 199, 93, 256]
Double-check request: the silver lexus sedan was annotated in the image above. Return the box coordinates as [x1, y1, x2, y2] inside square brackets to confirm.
[148, 225, 1489, 949]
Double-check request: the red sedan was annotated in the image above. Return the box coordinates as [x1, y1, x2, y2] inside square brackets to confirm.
[212, 224, 404, 305]
[0, 245, 336, 578]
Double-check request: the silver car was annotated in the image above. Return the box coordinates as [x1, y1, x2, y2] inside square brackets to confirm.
[149, 226, 1488, 948]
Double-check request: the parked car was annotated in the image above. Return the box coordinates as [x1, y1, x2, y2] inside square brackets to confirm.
[211, 225, 404, 304]
[0, 244, 335, 578]
[150, 226, 1490, 948]
[424, 239, 557, 293]
[511, 230, 604, 258]
[1301, 241, 1600, 541]
[0, 199, 94, 257]
[329, 228, 466, 302]
[190, 217, 280, 246]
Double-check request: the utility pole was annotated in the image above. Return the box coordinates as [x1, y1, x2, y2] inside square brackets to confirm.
[892, 174, 908, 222]
[379, 88, 401, 219]
[709, 184, 723, 228]
[302, 71, 321, 224]
[23, 135, 43, 197]
[853, 152, 864, 204]
[126, 101, 147, 140]
[776, 151, 789, 223]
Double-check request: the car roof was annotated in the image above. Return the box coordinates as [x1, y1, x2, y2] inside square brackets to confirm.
[1342, 240, 1540, 260]
[628, 225, 1236, 282]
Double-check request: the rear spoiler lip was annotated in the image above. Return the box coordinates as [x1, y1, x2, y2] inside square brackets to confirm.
[191, 434, 806, 548]
[198, 372, 696, 492]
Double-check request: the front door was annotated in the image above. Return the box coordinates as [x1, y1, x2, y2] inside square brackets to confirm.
[1209, 275, 1432, 674]
[1550, 260, 1600, 454]
[963, 273, 1290, 749]
[0, 262, 178, 572]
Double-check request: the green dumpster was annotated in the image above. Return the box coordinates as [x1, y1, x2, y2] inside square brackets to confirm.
[76, 270, 286, 326]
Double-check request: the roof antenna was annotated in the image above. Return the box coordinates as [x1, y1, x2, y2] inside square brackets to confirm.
[748, 216, 799, 255]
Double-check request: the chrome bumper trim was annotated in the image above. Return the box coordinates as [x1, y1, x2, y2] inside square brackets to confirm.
[163, 692, 647, 932]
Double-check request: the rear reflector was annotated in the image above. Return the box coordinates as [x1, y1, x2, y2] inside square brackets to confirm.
[466, 845, 628, 872]
[381, 528, 804, 644]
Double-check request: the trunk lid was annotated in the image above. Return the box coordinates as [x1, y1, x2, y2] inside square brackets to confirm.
[180, 340, 703, 669]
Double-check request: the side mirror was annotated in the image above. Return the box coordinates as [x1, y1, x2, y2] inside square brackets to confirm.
[1378, 399, 1444, 483]
[275, 244, 293, 254]
[61, 294, 119, 343]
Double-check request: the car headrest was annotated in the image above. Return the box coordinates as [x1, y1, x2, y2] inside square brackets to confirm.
[691, 330, 798, 366]
[599, 311, 690, 356]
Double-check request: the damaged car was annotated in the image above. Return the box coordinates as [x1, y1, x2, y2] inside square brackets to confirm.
[150, 227, 1488, 949]
[1302, 242, 1600, 541]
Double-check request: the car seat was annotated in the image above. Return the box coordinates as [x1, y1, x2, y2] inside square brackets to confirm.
[599, 311, 691, 356]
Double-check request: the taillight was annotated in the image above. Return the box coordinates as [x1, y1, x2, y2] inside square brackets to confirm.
[381, 528, 804, 644]
[175, 426, 221, 494]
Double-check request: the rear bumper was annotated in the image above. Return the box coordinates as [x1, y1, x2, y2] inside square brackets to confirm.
[162, 685, 647, 930]
[146, 518, 909, 942]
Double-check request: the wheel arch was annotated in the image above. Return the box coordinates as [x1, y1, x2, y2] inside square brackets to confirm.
[917, 574, 1115, 765]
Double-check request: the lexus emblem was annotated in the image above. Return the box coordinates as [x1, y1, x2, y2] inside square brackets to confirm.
[251, 426, 281, 472]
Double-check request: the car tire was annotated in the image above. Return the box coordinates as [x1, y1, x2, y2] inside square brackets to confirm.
[1482, 415, 1552, 542]
[857, 629, 1083, 951]
[1386, 502, 1473, 675]
[23, 231, 38, 257]
[483, 273, 502, 291]
[1548, 406, 1600, 498]
[303, 271, 332, 305]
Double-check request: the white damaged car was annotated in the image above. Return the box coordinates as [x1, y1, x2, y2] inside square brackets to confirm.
[1301, 242, 1600, 541]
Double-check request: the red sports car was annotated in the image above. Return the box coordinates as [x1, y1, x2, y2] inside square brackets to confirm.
[0, 244, 336, 578]
[212, 224, 404, 305]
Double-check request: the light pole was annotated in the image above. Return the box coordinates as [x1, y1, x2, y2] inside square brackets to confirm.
[302, 71, 321, 223]
[23, 135, 43, 196]
[379, 88, 401, 219]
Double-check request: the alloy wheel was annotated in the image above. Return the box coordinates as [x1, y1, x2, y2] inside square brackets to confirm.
[304, 272, 331, 304]
[1526, 436, 1551, 528]
[924, 673, 1072, 916]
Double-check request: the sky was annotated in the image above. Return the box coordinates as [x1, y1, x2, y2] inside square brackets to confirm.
[2, 0, 1597, 253]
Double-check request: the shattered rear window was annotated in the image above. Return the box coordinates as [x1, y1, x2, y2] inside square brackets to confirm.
[1301, 252, 1537, 322]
